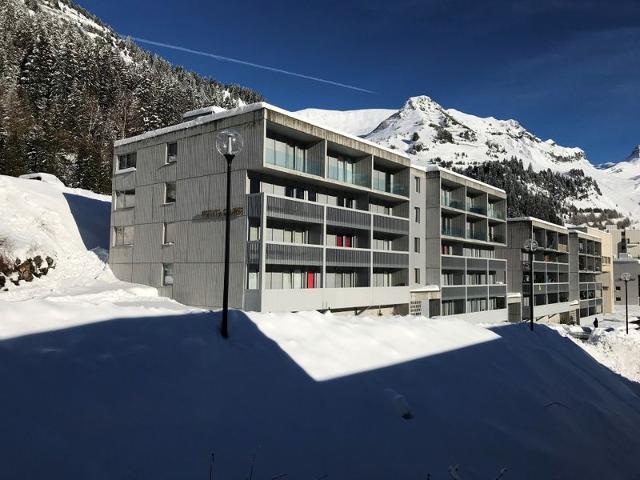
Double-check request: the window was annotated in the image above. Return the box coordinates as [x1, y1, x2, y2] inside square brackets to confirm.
[414, 237, 420, 253]
[616, 286, 621, 291]
[414, 207, 420, 223]
[115, 189, 135, 209]
[414, 268, 420, 283]
[247, 269, 259, 289]
[616, 296, 622, 302]
[327, 154, 356, 184]
[165, 182, 176, 204]
[162, 263, 174, 286]
[414, 176, 420, 193]
[113, 226, 134, 246]
[163, 222, 176, 245]
[117, 152, 137, 170]
[166, 142, 177, 163]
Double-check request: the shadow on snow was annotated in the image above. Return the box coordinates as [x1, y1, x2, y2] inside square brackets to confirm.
[1, 312, 640, 479]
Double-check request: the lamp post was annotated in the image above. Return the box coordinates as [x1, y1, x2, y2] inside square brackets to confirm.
[523, 238, 539, 331]
[215, 129, 244, 339]
[621, 272, 632, 335]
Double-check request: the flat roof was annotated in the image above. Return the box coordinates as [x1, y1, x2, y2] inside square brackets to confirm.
[114, 102, 410, 160]
[508, 216, 567, 231]
[412, 164, 507, 195]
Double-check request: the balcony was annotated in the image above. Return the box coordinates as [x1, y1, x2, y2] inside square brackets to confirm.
[442, 226, 465, 238]
[487, 205, 506, 220]
[467, 204, 487, 216]
[441, 197, 464, 210]
[466, 230, 487, 241]
[489, 233, 504, 243]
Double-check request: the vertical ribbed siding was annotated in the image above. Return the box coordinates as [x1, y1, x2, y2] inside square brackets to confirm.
[326, 207, 370, 229]
[267, 196, 324, 223]
[266, 243, 323, 266]
[326, 248, 370, 267]
[372, 214, 409, 235]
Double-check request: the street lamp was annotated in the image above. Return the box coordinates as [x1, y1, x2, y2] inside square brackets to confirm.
[215, 129, 244, 338]
[523, 238, 539, 331]
[621, 272, 632, 335]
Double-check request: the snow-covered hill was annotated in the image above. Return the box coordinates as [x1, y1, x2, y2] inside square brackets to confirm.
[298, 96, 639, 221]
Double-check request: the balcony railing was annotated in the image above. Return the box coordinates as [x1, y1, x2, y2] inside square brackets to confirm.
[466, 230, 487, 241]
[487, 206, 506, 220]
[442, 226, 465, 238]
[489, 234, 504, 243]
[441, 198, 465, 210]
[467, 205, 487, 215]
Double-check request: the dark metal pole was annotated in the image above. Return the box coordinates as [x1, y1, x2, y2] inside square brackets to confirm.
[220, 154, 234, 338]
[625, 279, 629, 335]
[529, 249, 534, 331]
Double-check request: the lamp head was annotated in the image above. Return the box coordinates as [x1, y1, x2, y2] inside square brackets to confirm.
[621, 272, 632, 282]
[215, 129, 244, 158]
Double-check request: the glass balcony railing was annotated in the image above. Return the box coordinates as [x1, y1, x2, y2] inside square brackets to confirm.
[467, 205, 487, 215]
[441, 197, 464, 210]
[467, 230, 487, 241]
[442, 226, 465, 238]
[489, 233, 504, 243]
[487, 206, 506, 220]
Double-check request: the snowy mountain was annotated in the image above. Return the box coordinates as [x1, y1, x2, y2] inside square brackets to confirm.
[294, 108, 396, 136]
[299, 96, 639, 223]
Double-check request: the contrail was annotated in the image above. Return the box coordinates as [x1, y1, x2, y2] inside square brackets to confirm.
[129, 36, 375, 94]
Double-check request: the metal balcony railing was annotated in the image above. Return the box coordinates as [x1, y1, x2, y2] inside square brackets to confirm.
[442, 226, 465, 238]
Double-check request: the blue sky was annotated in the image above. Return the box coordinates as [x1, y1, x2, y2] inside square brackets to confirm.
[77, 0, 639, 164]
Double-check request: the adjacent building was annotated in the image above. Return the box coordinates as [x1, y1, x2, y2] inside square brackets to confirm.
[497, 218, 572, 323]
[606, 226, 640, 259]
[409, 166, 509, 322]
[110, 102, 412, 313]
[613, 257, 640, 306]
[569, 229, 604, 322]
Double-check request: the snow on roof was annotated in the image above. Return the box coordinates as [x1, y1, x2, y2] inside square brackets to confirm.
[115, 102, 411, 160]
[415, 164, 507, 195]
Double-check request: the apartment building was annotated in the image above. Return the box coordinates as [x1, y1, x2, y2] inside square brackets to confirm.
[569, 229, 604, 322]
[409, 166, 509, 321]
[571, 227, 614, 314]
[497, 218, 572, 323]
[109, 103, 412, 313]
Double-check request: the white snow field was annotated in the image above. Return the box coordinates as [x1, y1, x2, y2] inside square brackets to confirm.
[2, 174, 640, 479]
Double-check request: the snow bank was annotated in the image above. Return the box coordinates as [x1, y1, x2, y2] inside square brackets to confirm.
[0, 174, 111, 296]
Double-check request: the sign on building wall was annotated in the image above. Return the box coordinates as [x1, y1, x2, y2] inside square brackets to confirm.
[193, 207, 245, 221]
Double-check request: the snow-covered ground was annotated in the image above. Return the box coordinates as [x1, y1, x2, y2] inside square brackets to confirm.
[3, 174, 640, 479]
[554, 305, 640, 384]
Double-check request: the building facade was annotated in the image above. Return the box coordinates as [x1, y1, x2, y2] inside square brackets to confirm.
[613, 258, 640, 306]
[606, 226, 640, 259]
[569, 229, 604, 322]
[497, 218, 573, 323]
[109, 103, 412, 313]
[409, 166, 509, 322]
[572, 227, 614, 314]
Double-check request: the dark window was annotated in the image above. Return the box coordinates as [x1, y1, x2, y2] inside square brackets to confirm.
[414, 268, 420, 283]
[165, 182, 176, 204]
[415, 176, 420, 193]
[166, 142, 178, 163]
[414, 237, 420, 253]
[113, 226, 134, 246]
[115, 189, 135, 209]
[249, 178, 260, 194]
[117, 152, 137, 170]
[414, 207, 420, 223]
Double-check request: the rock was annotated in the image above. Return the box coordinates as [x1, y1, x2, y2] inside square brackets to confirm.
[46, 256, 55, 268]
[33, 255, 43, 268]
[40, 267, 48, 276]
[17, 260, 34, 282]
[0, 275, 5, 288]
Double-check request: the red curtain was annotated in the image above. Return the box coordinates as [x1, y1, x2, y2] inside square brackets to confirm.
[307, 272, 315, 288]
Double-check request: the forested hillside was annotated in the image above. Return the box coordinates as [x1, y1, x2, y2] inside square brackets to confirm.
[0, 0, 262, 193]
